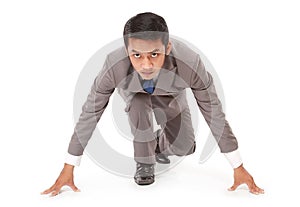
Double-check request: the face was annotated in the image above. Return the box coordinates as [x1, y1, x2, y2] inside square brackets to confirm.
[127, 38, 172, 80]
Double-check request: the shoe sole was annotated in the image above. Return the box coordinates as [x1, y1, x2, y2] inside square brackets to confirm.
[134, 177, 155, 185]
[156, 159, 170, 164]
[155, 156, 171, 164]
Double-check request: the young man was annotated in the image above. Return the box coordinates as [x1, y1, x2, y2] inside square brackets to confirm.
[42, 12, 264, 196]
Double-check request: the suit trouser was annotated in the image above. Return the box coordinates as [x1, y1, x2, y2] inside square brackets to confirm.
[127, 93, 196, 164]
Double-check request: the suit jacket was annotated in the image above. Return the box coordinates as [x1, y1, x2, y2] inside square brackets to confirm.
[68, 38, 238, 156]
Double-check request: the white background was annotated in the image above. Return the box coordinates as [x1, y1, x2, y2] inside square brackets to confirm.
[1, 0, 299, 206]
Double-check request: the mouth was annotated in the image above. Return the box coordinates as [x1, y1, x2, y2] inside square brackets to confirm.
[141, 71, 154, 75]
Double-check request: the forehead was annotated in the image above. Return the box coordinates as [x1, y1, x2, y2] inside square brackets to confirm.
[127, 38, 165, 53]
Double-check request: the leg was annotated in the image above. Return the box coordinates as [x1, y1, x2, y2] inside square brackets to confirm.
[127, 93, 157, 185]
[151, 95, 196, 157]
[127, 93, 156, 164]
[158, 107, 196, 157]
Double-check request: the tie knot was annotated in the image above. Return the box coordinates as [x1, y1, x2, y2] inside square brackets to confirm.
[142, 79, 154, 94]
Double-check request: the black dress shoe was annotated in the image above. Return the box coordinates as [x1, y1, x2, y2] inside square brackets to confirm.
[134, 163, 155, 185]
[155, 153, 170, 164]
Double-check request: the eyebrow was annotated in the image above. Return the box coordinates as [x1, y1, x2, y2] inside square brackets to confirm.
[131, 48, 160, 54]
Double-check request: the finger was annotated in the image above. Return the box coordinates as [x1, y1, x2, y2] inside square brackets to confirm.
[49, 183, 63, 197]
[41, 189, 51, 195]
[228, 183, 239, 191]
[258, 187, 265, 194]
[69, 184, 80, 192]
[41, 185, 55, 195]
[248, 181, 264, 195]
[247, 180, 257, 194]
[50, 189, 60, 197]
[251, 186, 265, 194]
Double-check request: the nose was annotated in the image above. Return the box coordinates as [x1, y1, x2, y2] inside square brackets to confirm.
[141, 56, 153, 69]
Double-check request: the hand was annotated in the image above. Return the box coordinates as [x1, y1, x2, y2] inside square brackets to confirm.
[41, 163, 80, 196]
[228, 164, 264, 195]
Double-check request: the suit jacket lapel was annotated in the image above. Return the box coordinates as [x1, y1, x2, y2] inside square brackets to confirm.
[153, 56, 179, 95]
[127, 69, 145, 93]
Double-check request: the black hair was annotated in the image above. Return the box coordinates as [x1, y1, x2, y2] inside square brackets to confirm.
[123, 12, 169, 48]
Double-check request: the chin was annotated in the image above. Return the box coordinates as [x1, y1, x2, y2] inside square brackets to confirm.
[140, 73, 155, 80]
[142, 77, 153, 80]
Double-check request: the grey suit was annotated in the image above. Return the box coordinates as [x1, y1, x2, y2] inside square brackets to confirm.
[68, 38, 238, 164]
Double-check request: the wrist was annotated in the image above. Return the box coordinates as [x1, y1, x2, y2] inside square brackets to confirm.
[63, 163, 75, 172]
[233, 163, 243, 172]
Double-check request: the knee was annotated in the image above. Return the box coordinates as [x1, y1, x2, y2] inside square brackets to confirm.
[173, 140, 196, 156]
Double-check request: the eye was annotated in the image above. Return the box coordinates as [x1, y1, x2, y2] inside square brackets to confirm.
[151, 53, 158, 58]
[133, 54, 141, 58]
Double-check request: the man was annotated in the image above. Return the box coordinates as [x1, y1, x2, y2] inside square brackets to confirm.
[42, 12, 264, 196]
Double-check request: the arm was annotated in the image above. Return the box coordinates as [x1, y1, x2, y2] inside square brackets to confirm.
[67, 66, 115, 161]
[190, 55, 264, 194]
[42, 58, 116, 196]
[190, 55, 238, 155]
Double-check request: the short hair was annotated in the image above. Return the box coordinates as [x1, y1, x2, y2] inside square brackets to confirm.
[123, 12, 169, 48]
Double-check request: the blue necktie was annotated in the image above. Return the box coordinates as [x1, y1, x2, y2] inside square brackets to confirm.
[142, 79, 155, 94]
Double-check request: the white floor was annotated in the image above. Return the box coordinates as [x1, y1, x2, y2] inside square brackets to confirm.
[7, 145, 299, 207]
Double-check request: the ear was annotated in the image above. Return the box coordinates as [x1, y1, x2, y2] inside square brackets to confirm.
[166, 41, 172, 55]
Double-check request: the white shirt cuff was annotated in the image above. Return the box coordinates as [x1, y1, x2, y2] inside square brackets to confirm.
[65, 153, 82, 166]
[223, 149, 243, 168]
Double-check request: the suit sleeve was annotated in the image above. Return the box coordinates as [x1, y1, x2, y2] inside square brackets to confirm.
[190, 55, 238, 153]
[67, 58, 116, 161]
